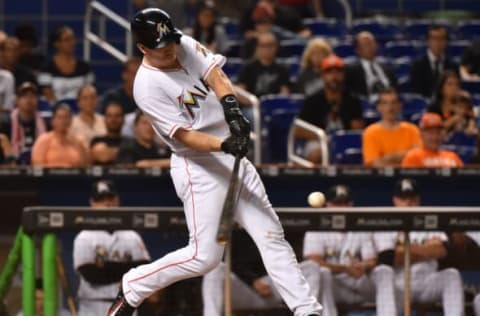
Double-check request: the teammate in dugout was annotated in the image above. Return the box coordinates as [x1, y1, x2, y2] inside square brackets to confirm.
[107, 8, 322, 316]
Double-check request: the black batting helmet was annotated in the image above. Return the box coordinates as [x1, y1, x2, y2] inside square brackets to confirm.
[130, 8, 182, 49]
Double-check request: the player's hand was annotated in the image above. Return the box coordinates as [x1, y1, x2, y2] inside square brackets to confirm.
[253, 279, 273, 298]
[220, 94, 251, 137]
[221, 136, 249, 158]
[345, 264, 366, 279]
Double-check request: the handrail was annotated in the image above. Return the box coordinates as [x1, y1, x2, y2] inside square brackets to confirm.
[233, 86, 261, 165]
[337, 0, 353, 27]
[287, 118, 329, 168]
[84, 0, 132, 62]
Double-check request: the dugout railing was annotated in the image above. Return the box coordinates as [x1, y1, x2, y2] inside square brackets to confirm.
[6, 206, 480, 316]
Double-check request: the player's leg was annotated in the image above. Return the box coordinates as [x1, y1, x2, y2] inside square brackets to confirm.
[202, 262, 268, 316]
[121, 157, 230, 307]
[370, 264, 399, 316]
[413, 268, 465, 316]
[474, 293, 480, 316]
[234, 159, 322, 316]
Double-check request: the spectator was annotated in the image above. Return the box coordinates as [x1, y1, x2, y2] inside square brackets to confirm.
[297, 55, 363, 163]
[296, 37, 332, 96]
[0, 36, 37, 88]
[190, 2, 228, 54]
[73, 180, 150, 315]
[460, 40, 480, 81]
[16, 278, 70, 316]
[38, 26, 95, 102]
[116, 111, 170, 167]
[374, 178, 464, 316]
[428, 71, 477, 135]
[303, 184, 399, 316]
[402, 112, 463, 167]
[8, 82, 46, 164]
[14, 24, 45, 73]
[70, 85, 106, 149]
[236, 32, 291, 97]
[409, 25, 457, 98]
[31, 103, 88, 167]
[278, 0, 324, 18]
[100, 58, 141, 115]
[90, 102, 126, 165]
[362, 88, 421, 167]
[346, 31, 397, 98]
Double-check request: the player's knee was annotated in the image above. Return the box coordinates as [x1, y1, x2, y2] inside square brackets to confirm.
[318, 265, 333, 284]
[195, 252, 223, 275]
[372, 264, 394, 277]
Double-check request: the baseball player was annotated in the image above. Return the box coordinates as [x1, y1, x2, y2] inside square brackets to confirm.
[303, 185, 399, 316]
[373, 178, 465, 316]
[107, 8, 322, 316]
[73, 180, 150, 315]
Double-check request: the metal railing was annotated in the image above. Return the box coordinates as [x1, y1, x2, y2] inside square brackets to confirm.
[287, 118, 329, 168]
[84, 0, 132, 62]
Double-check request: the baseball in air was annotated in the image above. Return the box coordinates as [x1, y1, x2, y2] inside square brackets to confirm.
[308, 191, 325, 207]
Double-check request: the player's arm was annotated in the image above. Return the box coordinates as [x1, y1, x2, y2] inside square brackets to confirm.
[77, 260, 150, 285]
[305, 254, 348, 274]
[393, 238, 447, 266]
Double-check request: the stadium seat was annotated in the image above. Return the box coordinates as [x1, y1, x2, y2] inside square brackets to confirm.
[461, 81, 480, 96]
[219, 17, 240, 39]
[226, 40, 242, 58]
[403, 20, 434, 40]
[223, 58, 243, 81]
[392, 57, 413, 79]
[397, 76, 412, 93]
[260, 94, 304, 162]
[447, 41, 470, 60]
[400, 93, 429, 122]
[278, 57, 300, 79]
[385, 41, 424, 59]
[333, 42, 355, 58]
[360, 97, 380, 125]
[443, 131, 477, 163]
[329, 130, 363, 164]
[279, 39, 307, 58]
[351, 18, 401, 42]
[303, 18, 347, 38]
[457, 21, 480, 40]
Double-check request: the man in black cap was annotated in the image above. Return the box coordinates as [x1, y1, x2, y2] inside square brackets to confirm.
[374, 179, 464, 315]
[303, 184, 398, 316]
[73, 180, 151, 316]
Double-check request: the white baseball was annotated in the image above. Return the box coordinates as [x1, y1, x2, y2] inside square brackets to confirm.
[308, 191, 325, 207]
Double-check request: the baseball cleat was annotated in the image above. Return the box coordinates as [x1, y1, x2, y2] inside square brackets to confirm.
[107, 287, 134, 316]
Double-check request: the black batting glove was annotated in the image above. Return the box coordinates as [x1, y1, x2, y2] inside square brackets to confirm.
[221, 136, 249, 158]
[220, 94, 251, 138]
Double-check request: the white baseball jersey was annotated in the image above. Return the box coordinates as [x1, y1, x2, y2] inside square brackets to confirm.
[133, 35, 228, 155]
[73, 230, 150, 310]
[0, 69, 15, 110]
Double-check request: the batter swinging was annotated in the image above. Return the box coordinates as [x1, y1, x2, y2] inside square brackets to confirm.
[107, 8, 322, 316]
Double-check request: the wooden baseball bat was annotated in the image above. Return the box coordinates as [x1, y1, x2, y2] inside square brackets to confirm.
[216, 155, 241, 244]
[224, 243, 233, 316]
[56, 253, 78, 316]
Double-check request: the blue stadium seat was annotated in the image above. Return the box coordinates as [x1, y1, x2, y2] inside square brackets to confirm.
[351, 19, 401, 42]
[226, 40, 242, 58]
[462, 81, 480, 96]
[303, 18, 347, 38]
[392, 57, 413, 79]
[397, 76, 412, 93]
[457, 21, 480, 40]
[329, 130, 363, 165]
[385, 41, 424, 59]
[360, 97, 380, 125]
[447, 41, 470, 60]
[473, 94, 480, 106]
[400, 93, 429, 122]
[279, 57, 300, 79]
[223, 58, 243, 81]
[261, 94, 304, 162]
[443, 131, 477, 163]
[403, 20, 434, 40]
[333, 42, 355, 58]
[279, 39, 307, 58]
[219, 17, 240, 39]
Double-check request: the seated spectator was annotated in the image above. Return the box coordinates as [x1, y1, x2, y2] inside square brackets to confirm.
[346, 31, 397, 98]
[116, 111, 170, 167]
[100, 57, 141, 115]
[278, 0, 324, 18]
[38, 26, 95, 102]
[410, 25, 457, 98]
[70, 85, 106, 149]
[73, 180, 150, 315]
[402, 113, 463, 167]
[31, 103, 88, 167]
[295, 37, 332, 96]
[362, 88, 421, 167]
[90, 102, 126, 165]
[460, 40, 480, 81]
[237, 32, 291, 97]
[428, 71, 477, 135]
[297, 55, 363, 163]
[0, 36, 37, 88]
[8, 82, 46, 165]
[14, 23, 45, 73]
[189, 2, 228, 54]
[0, 133, 14, 165]
[0, 67, 15, 111]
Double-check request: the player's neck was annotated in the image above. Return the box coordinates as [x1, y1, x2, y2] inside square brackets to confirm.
[143, 55, 181, 71]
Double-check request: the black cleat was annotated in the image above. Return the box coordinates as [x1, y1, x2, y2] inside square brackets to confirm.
[107, 287, 135, 316]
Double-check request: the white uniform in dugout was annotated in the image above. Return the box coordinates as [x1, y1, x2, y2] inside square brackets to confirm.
[303, 232, 398, 316]
[374, 232, 465, 316]
[73, 231, 150, 315]
[119, 34, 322, 316]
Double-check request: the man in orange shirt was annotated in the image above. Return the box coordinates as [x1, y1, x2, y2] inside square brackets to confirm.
[402, 112, 463, 167]
[362, 88, 421, 166]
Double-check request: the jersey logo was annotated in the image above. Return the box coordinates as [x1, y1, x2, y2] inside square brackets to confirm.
[157, 23, 170, 40]
[177, 88, 207, 119]
[195, 42, 211, 57]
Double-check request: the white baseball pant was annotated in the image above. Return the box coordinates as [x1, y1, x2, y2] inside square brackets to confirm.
[121, 154, 322, 316]
[474, 293, 480, 316]
[202, 260, 322, 315]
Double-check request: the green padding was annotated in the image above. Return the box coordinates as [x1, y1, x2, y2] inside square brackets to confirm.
[42, 234, 57, 316]
[21, 233, 35, 316]
[0, 227, 23, 300]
